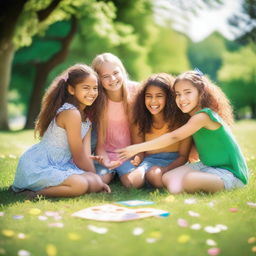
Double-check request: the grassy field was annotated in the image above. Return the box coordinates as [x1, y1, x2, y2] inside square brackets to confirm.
[0, 120, 256, 256]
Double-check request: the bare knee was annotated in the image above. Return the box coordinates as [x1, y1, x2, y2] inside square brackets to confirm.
[100, 173, 114, 184]
[68, 175, 89, 196]
[146, 168, 163, 188]
[162, 173, 183, 194]
[120, 170, 144, 189]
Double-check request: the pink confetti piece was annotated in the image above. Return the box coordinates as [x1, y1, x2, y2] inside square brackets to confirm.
[208, 248, 221, 256]
[247, 202, 256, 207]
[190, 223, 201, 230]
[132, 227, 144, 236]
[229, 208, 238, 212]
[17, 233, 26, 239]
[38, 215, 48, 221]
[0, 212, 4, 217]
[206, 239, 217, 246]
[184, 198, 197, 204]
[87, 225, 108, 234]
[45, 211, 60, 217]
[48, 222, 64, 228]
[188, 210, 200, 217]
[18, 250, 31, 256]
[177, 218, 188, 227]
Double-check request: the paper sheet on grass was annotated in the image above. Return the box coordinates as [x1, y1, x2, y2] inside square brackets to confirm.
[71, 204, 169, 222]
[115, 200, 154, 207]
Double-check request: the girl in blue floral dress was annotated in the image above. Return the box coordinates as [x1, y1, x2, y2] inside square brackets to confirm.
[12, 64, 110, 197]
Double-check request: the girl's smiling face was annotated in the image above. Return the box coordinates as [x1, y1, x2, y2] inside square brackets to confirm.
[174, 80, 201, 116]
[145, 85, 166, 116]
[99, 62, 124, 92]
[68, 74, 98, 109]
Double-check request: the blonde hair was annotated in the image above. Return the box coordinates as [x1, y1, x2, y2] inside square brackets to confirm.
[174, 71, 234, 125]
[91, 53, 134, 140]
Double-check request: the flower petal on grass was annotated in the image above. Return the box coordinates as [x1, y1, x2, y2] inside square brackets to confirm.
[48, 222, 64, 228]
[215, 224, 227, 231]
[207, 248, 221, 256]
[184, 198, 197, 204]
[87, 225, 108, 234]
[13, 215, 24, 220]
[17, 233, 26, 239]
[204, 226, 221, 234]
[46, 244, 57, 256]
[146, 238, 157, 243]
[248, 237, 256, 244]
[229, 208, 238, 212]
[18, 250, 31, 256]
[68, 232, 81, 240]
[132, 227, 144, 236]
[188, 210, 200, 217]
[177, 235, 191, 243]
[177, 218, 188, 227]
[247, 202, 256, 208]
[0, 212, 4, 217]
[28, 208, 41, 215]
[206, 239, 217, 246]
[2, 229, 15, 237]
[207, 202, 215, 207]
[190, 223, 201, 230]
[38, 216, 48, 221]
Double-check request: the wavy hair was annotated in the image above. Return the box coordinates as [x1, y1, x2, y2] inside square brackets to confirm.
[173, 71, 234, 125]
[35, 64, 103, 137]
[133, 73, 189, 136]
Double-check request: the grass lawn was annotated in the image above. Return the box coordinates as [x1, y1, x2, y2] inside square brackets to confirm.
[0, 120, 255, 256]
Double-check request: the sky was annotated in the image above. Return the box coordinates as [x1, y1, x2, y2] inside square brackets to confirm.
[155, 0, 243, 42]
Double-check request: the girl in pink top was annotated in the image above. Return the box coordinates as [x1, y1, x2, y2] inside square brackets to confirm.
[91, 53, 144, 188]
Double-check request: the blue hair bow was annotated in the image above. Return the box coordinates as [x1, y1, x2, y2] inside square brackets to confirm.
[193, 67, 204, 76]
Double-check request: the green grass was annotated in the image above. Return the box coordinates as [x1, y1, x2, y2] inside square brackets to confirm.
[0, 120, 256, 256]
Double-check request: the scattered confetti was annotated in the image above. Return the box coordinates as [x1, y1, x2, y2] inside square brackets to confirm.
[18, 250, 31, 256]
[28, 208, 41, 215]
[252, 246, 256, 253]
[206, 239, 217, 246]
[216, 224, 227, 231]
[146, 238, 157, 243]
[46, 244, 57, 256]
[204, 224, 227, 233]
[177, 218, 188, 228]
[0, 212, 4, 217]
[38, 215, 48, 221]
[45, 211, 59, 217]
[48, 222, 64, 228]
[184, 198, 197, 204]
[164, 195, 175, 202]
[68, 232, 81, 240]
[208, 248, 221, 256]
[190, 223, 201, 230]
[207, 202, 215, 207]
[229, 208, 238, 212]
[247, 202, 256, 208]
[248, 237, 256, 244]
[17, 233, 26, 239]
[132, 227, 144, 236]
[178, 235, 191, 243]
[13, 215, 24, 220]
[2, 229, 15, 237]
[188, 210, 200, 217]
[87, 225, 108, 234]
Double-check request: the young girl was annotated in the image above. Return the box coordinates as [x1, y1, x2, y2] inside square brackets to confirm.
[130, 73, 191, 188]
[117, 70, 249, 193]
[12, 64, 110, 197]
[91, 53, 143, 188]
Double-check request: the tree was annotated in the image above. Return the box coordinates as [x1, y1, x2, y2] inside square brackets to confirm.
[0, 0, 61, 130]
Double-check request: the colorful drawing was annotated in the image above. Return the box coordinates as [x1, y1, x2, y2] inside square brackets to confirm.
[115, 200, 155, 207]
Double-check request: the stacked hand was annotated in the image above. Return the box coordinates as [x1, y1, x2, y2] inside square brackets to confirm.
[116, 145, 138, 161]
[90, 155, 121, 170]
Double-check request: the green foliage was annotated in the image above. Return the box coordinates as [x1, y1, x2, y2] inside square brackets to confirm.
[0, 120, 256, 256]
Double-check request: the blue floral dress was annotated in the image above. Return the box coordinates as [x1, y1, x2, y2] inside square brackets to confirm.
[12, 103, 91, 192]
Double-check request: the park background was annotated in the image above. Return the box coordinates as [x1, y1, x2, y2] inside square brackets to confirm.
[0, 0, 256, 256]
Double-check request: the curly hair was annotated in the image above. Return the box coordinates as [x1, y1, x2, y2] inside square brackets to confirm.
[173, 71, 234, 125]
[35, 64, 103, 138]
[133, 73, 189, 136]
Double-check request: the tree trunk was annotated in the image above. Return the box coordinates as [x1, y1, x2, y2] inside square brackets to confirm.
[25, 17, 78, 129]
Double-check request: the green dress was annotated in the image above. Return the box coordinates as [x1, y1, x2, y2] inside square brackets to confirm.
[193, 108, 248, 184]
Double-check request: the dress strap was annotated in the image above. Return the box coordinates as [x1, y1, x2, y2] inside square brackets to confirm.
[57, 103, 77, 115]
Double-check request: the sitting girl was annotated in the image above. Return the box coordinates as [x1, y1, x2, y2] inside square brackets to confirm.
[117, 70, 249, 193]
[12, 64, 110, 197]
[130, 73, 191, 188]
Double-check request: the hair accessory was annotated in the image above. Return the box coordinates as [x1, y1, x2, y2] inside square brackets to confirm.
[193, 67, 204, 77]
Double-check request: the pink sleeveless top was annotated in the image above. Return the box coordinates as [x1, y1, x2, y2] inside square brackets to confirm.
[104, 99, 131, 161]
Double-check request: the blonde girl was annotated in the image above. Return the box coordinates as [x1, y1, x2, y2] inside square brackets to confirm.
[12, 64, 110, 197]
[91, 53, 144, 188]
[118, 70, 248, 193]
[131, 73, 191, 188]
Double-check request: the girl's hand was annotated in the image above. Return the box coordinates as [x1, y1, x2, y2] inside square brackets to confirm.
[103, 159, 121, 170]
[90, 155, 104, 165]
[130, 154, 143, 166]
[116, 145, 138, 161]
[102, 183, 111, 193]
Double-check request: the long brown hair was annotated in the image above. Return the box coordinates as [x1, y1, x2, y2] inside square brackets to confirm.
[91, 53, 136, 140]
[133, 73, 189, 136]
[35, 64, 103, 137]
[173, 71, 234, 125]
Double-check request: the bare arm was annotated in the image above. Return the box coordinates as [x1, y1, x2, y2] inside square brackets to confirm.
[117, 113, 209, 160]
